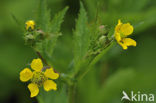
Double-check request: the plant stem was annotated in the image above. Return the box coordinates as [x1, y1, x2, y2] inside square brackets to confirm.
[36, 51, 49, 65]
[68, 84, 76, 103]
[77, 41, 115, 81]
[37, 95, 44, 103]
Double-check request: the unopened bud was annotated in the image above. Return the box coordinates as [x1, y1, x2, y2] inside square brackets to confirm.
[25, 20, 35, 31]
[98, 25, 107, 35]
[99, 35, 107, 45]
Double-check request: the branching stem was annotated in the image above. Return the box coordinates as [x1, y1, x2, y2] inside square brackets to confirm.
[36, 51, 49, 65]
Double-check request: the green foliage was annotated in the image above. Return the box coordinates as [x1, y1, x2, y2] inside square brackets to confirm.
[1, 0, 156, 103]
[44, 6, 69, 58]
[72, 2, 93, 79]
[74, 2, 89, 66]
[34, 1, 68, 60]
[50, 7, 69, 33]
[73, 2, 114, 79]
[38, 85, 68, 103]
[35, 0, 51, 32]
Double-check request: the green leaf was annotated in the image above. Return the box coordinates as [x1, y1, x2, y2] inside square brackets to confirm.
[50, 6, 69, 33]
[37, 85, 68, 103]
[45, 7, 68, 57]
[35, 0, 51, 32]
[74, 2, 90, 69]
[76, 42, 115, 81]
[44, 6, 69, 57]
[35, 7, 68, 60]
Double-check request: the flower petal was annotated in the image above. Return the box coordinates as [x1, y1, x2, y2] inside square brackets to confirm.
[43, 80, 57, 91]
[118, 19, 122, 24]
[115, 32, 121, 42]
[28, 83, 39, 98]
[115, 19, 122, 33]
[118, 41, 128, 50]
[25, 20, 35, 30]
[44, 68, 59, 79]
[120, 23, 133, 36]
[31, 58, 43, 72]
[122, 38, 137, 47]
[20, 68, 33, 82]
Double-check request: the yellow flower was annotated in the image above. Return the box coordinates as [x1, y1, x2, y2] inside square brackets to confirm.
[115, 19, 136, 50]
[25, 20, 35, 31]
[20, 58, 59, 98]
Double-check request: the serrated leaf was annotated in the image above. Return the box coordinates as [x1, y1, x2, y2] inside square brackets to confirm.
[45, 7, 68, 57]
[74, 2, 90, 67]
[50, 6, 69, 33]
[35, 0, 51, 32]
[43, 6, 68, 56]
[35, 7, 68, 59]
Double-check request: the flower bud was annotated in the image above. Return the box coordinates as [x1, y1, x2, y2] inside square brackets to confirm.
[98, 25, 107, 35]
[25, 20, 35, 31]
[99, 35, 107, 45]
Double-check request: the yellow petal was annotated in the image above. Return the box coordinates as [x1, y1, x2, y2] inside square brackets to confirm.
[28, 83, 39, 98]
[122, 38, 137, 47]
[118, 41, 128, 50]
[115, 20, 122, 33]
[120, 23, 133, 36]
[20, 68, 33, 82]
[31, 58, 43, 72]
[115, 32, 121, 42]
[118, 19, 122, 25]
[43, 80, 57, 91]
[44, 68, 59, 79]
[25, 20, 35, 30]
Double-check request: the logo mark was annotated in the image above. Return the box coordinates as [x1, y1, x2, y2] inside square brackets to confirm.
[121, 91, 154, 102]
[121, 91, 131, 101]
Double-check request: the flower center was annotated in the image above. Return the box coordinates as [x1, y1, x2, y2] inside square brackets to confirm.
[120, 32, 127, 38]
[31, 72, 47, 86]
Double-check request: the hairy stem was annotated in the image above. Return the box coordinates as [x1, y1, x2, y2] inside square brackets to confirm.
[77, 41, 115, 81]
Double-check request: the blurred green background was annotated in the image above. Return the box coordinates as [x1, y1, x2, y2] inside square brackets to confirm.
[0, 0, 156, 103]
